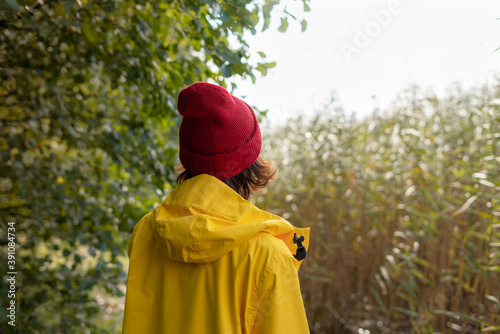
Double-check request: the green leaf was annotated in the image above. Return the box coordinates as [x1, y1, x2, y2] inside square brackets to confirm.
[255, 62, 276, 76]
[267, 61, 276, 69]
[369, 287, 388, 312]
[81, 24, 98, 45]
[62, 1, 76, 13]
[221, 51, 239, 64]
[301, 19, 307, 32]
[262, 0, 280, 32]
[434, 310, 483, 324]
[39, 25, 57, 38]
[483, 326, 500, 332]
[220, 64, 232, 77]
[6, 0, 20, 12]
[73, 74, 85, 84]
[217, 9, 230, 22]
[485, 295, 500, 305]
[81, 278, 98, 290]
[278, 17, 288, 33]
[0, 8, 16, 22]
[257, 51, 266, 59]
[303, 3, 311, 12]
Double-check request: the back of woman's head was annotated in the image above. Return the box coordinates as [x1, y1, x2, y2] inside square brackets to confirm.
[177, 156, 276, 200]
[176, 82, 274, 199]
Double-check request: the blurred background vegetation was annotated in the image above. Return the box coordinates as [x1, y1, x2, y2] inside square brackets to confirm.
[0, 0, 498, 333]
[256, 82, 500, 333]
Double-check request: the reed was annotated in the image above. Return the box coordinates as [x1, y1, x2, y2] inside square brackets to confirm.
[256, 81, 500, 333]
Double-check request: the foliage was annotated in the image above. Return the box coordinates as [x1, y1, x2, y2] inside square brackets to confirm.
[0, 0, 309, 332]
[256, 81, 500, 333]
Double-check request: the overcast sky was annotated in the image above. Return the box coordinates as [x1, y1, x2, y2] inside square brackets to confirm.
[231, 0, 500, 127]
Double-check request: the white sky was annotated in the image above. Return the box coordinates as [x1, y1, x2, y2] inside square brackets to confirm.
[232, 0, 500, 127]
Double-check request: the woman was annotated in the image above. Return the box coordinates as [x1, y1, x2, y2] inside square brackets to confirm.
[122, 82, 310, 333]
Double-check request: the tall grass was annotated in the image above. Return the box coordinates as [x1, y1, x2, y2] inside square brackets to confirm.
[256, 81, 500, 333]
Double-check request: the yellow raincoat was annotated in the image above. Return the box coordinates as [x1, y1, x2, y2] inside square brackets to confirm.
[122, 174, 310, 333]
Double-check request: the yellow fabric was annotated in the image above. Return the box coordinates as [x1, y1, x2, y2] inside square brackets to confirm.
[122, 174, 310, 333]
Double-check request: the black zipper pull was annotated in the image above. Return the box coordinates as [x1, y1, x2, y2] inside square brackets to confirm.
[293, 233, 307, 261]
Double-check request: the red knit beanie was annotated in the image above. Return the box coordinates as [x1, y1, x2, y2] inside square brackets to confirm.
[177, 82, 262, 181]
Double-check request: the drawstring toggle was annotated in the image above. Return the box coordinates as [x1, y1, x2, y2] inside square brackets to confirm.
[293, 233, 307, 261]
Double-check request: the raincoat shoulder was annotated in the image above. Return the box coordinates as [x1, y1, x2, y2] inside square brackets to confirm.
[123, 174, 310, 333]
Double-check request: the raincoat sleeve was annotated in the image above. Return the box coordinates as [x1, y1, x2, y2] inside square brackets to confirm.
[251, 253, 310, 334]
[127, 213, 150, 258]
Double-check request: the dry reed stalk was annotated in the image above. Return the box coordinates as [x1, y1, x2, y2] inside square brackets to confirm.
[257, 80, 500, 333]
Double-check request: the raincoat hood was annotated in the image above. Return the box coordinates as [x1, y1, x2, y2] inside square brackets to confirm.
[123, 173, 311, 333]
[146, 174, 309, 267]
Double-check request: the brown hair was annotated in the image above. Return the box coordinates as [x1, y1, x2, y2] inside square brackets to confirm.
[176, 156, 276, 200]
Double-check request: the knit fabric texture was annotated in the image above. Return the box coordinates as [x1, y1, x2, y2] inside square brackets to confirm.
[177, 82, 262, 180]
